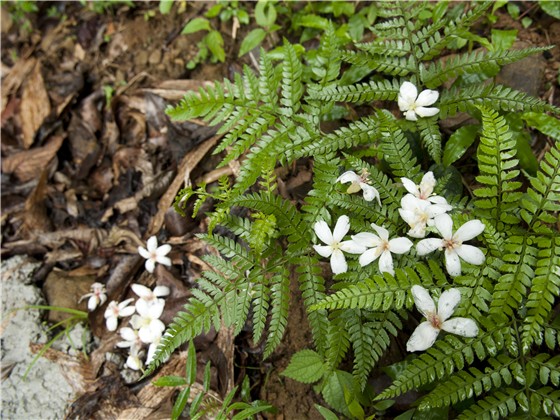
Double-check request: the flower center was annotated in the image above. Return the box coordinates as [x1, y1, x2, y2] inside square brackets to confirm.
[427, 312, 442, 330]
[443, 238, 460, 251]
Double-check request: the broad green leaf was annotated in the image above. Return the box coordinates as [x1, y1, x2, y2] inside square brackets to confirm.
[443, 124, 479, 166]
[282, 349, 326, 383]
[186, 340, 197, 384]
[239, 28, 267, 57]
[255, 0, 277, 27]
[206, 30, 225, 62]
[314, 404, 339, 420]
[171, 386, 191, 420]
[522, 112, 560, 141]
[205, 4, 222, 18]
[294, 14, 330, 30]
[321, 370, 358, 417]
[152, 375, 188, 387]
[159, 0, 173, 14]
[491, 29, 518, 50]
[540, 0, 560, 19]
[182, 17, 211, 35]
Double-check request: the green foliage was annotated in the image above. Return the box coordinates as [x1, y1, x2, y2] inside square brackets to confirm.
[150, 1, 560, 417]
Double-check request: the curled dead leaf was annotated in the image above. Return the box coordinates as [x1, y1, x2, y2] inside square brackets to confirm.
[20, 61, 51, 149]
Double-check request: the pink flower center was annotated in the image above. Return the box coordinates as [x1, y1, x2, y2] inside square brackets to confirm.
[427, 312, 442, 330]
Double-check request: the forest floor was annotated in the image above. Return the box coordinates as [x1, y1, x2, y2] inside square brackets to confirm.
[1, 1, 559, 419]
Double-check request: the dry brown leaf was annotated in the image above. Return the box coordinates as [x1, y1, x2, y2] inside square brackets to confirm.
[147, 134, 221, 237]
[42, 269, 95, 322]
[23, 169, 52, 234]
[1, 57, 36, 112]
[2, 134, 64, 182]
[20, 61, 51, 149]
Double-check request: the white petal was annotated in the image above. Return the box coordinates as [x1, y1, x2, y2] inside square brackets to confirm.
[406, 321, 440, 352]
[388, 237, 413, 254]
[428, 195, 449, 205]
[146, 342, 158, 365]
[88, 296, 99, 311]
[405, 110, 418, 121]
[332, 215, 351, 242]
[313, 244, 333, 258]
[146, 236, 159, 252]
[378, 251, 394, 275]
[118, 298, 135, 310]
[337, 171, 360, 184]
[314, 220, 333, 245]
[106, 316, 118, 332]
[453, 220, 485, 242]
[360, 183, 380, 204]
[156, 244, 171, 257]
[153, 285, 170, 297]
[138, 246, 151, 259]
[145, 259, 156, 273]
[139, 326, 157, 344]
[420, 171, 436, 189]
[148, 301, 165, 319]
[456, 245, 485, 266]
[358, 248, 379, 266]
[415, 106, 440, 118]
[136, 298, 151, 316]
[126, 355, 143, 371]
[120, 327, 138, 342]
[369, 223, 389, 241]
[401, 179, 419, 196]
[437, 288, 461, 321]
[416, 238, 443, 255]
[445, 249, 462, 277]
[330, 250, 347, 274]
[130, 315, 143, 330]
[426, 203, 452, 218]
[119, 306, 136, 318]
[99, 294, 107, 306]
[434, 213, 453, 240]
[340, 240, 366, 254]
[411, 285, 436, 316]
[441, 318, 479, 337]
[104, 301, 118, 318]
[156, 255, 172, 267]
[398, 208, 417, 226]
[416, 89, 439, 107]
[131, 284, 152, 299]
[408, 223, 428, 238]
[351, 232, 381, 247]
[398, 82, 418, 110]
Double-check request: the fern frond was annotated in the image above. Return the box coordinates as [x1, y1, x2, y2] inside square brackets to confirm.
[456, 387, 521, 420]
[473, 107, 522, 228]
[309, 79, 400, 104]
[263, 269, 290, 358]
[340, 51, 414, 77]
[416, 117, 442, 163]
[419, 354, 516, 410]
[438, 84, 559, 118]
[355, 39, 411, 57]
[325, 311, 351, 369]
[252, 283, 270, 343]
[489, 235, 537, 321]
[280, 42, 303, 116]
[377, 327, 510, 400]
[520, 142, 560, 233]
[377, 110, 421, 179]
[421, 47, 551, 89]
[521, 238, 560, 352]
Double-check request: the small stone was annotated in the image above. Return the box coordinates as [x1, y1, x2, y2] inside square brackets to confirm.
[148, 49, 162, 65]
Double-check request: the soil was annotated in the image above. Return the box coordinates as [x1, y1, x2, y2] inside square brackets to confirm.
[1, 1, 559, 419]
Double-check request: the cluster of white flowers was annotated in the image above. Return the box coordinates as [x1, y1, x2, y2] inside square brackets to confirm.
[115, 283, 170, 370]
[78, 236, 173, 370]
[316, 102, 486, 351]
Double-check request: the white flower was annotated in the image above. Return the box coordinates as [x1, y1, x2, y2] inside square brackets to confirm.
[351, 223, 413, 275]
[407, 285, 479, 352]
[401, 172, 448, 206]
[79, 282, 107, 311]
[104, 298, 136, 331]
[399, 194, 451, 238]
[126, 346, 144, 371]
[313, 215, 366, 275]
[337, 170, 381, 204]
[417, 214, 486, 277]
[117, 327, 143, 353]
[146, 335, 161, 366]
[138, 236, 172, 273]
[131, 283, 170, 313]
[130, 300, 166, 344]
[398, 81, 440, 121]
